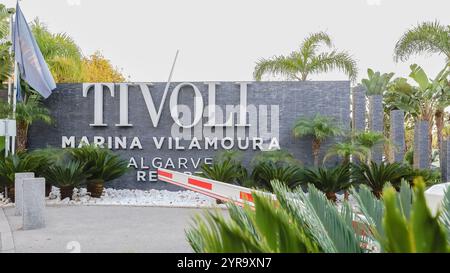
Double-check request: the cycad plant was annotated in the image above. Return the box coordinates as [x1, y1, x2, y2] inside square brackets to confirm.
[324, 141, 368, 165]
[70, 145, 128, 198]
[0, 152, 42, 202]
[200, 160, 246, 186]
[44, 160, 86, 200]
[253, 32, 357, 81]
[353, 131, 387, 163]
[251, 162, 302, 191]
[352, 161, 410, 198]
[299, 164, 352, 202]
[293, 114, 343, 167]
[187, 179, 450, 253]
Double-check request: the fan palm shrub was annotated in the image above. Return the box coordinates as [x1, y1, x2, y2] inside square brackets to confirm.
[44, 160, 86, 200]
[251, 162, 302, 191]
[0, 152, 42, 202]
[200, 160, 246, 186]
[353, 131, 388, 163]
[253, 31, 357, 81]
[293, 115, 343, 167]
[70, 145, 128, 198]
[299, 164, 352, 202]
[352, 161, 410, 198]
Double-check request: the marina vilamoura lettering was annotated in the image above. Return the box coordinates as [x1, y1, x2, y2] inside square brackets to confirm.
[28, 81, 350, 190]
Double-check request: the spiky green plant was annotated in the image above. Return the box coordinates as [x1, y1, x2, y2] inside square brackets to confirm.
[201, 160, 246, 185]
[352, 161, 410, 198]
[253, 32, 357, 81]
[293, 115, 343, 167]
[0, 152, 41, 187]
[299, 164, 352, 201]
[70, 145, 128, 182]
[43, 160, 86, 188]
[251, 162, 302, 190]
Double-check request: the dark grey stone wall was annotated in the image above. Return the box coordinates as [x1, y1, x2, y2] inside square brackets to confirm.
[414, 120, 430, 169]
[390, 110, 405, 163]
[368, 95, 383, 163]
[28, 81, 351, 190]
[352, 86, 366, 132]
[443, 139, 449, 182]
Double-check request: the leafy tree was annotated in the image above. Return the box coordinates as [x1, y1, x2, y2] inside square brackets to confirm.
[31, 19, 83, 83]
[293, 115, 343, 167]
[81, 51, 126, 82]
[394, 21, 450, 65]
[253, 32, 357, 81]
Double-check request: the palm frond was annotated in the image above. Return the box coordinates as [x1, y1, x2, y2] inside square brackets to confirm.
[309, 51, 358, 82]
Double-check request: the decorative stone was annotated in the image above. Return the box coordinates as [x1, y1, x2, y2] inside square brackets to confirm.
[425, 182, 450, 215]
[414, 120, 430, 169]
[14, 173, 35, 216]
[352, 86, 366, 132]
[445, 139, 450, 182]
[368, 95, 383, 163]
[22, 178, 46, 230]
[390, 110, 405, 163]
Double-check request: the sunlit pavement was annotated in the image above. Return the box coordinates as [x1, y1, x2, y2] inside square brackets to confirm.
[3, 206, 215, 253]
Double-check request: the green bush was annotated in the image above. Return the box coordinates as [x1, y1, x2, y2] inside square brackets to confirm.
[43, 160, 86, 188]
[0, 152, 42, 187]
[251, 162, 302, 190]
[352, 161, 410, 198]
[299, 164, 352, 201]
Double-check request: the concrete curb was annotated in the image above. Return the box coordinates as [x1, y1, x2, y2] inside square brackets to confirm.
[0, 207, 15, 253]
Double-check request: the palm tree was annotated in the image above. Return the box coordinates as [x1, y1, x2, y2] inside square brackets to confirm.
[253, 32, 357, 82]
[324, 142, 368, 165]
[353, 131, 388, 163]
[0, 95, 52, 151]
[31, 19, 83, 83]
[293, 115, 343, 167]
[394, 21, 450, 64]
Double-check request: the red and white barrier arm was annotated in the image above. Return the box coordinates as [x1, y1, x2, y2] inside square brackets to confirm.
[157, 168, 274, 207]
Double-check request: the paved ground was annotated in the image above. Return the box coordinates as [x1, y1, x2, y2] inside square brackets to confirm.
[2, 206, 218, 253]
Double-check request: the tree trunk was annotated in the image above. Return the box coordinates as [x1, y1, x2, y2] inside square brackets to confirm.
[16, 121, 28, 152]
[325, 192, 337, 202]
[312, 139, 321, 167]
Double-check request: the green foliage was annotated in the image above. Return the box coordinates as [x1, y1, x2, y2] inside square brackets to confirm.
[299, 164, 352, 200]
[293, 115, 343, 142]
[253, 31, 357, 81]
[70, 145, 128, 182]
[250, 150, 300, 167]
[44, 160, 86, 188]
[0, 152, 42, 186]
[382, 179, 448, 253]
[404, 166, 441, 188]
[186, 192, 319, 253]
[394, 21, 450, 63]
[324, 141, 368, 164]
[251, 162, 302, 190]
[361, 69, 394, 96]
[200, 160, 246, 185]
[352, 161, 410, 197]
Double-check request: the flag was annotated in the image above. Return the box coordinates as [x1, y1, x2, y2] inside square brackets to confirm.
[13, 2, 56, 99]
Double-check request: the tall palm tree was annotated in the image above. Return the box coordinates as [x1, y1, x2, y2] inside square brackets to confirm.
[293, 114, 343, 167]
[253, 32, 358, 82]
[394, 21, 450, 64]
[31, 19, 83, 83]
